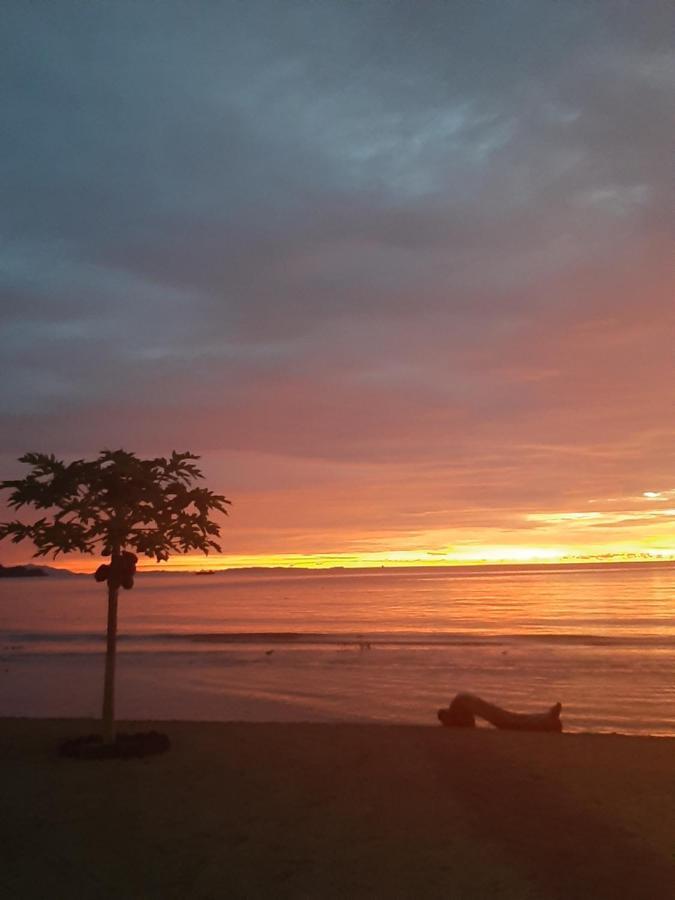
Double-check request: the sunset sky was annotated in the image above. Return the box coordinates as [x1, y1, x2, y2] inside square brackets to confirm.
[1, 1, 674, 571]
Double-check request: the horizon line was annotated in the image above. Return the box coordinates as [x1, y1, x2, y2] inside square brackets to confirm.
[13, 554, 675, 576]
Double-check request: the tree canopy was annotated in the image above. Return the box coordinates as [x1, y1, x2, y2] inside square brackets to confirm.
[0, 449, 230, 561]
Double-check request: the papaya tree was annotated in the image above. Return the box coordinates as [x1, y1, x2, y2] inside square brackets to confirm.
[0, 450, 230, 743]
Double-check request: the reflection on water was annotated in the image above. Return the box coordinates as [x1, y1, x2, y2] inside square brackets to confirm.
[1, 563, 674, 735]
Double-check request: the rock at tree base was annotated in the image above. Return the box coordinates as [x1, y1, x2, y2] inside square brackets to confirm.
[59, 730, 170, 759]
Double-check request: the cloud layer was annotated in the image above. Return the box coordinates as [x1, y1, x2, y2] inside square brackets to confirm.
[1, 1, 674, 565]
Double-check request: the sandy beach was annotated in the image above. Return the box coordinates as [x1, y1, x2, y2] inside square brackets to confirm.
[1, 719, 673, 899]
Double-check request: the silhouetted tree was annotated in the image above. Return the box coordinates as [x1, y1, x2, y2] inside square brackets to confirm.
[0, 450, 230, 742]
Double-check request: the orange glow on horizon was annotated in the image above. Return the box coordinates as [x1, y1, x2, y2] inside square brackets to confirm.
[7, 484, 675, 575]
[54, 544, 675, 574]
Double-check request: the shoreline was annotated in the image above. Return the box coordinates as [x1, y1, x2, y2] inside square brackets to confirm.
[2, 719, 673, 898]
[2, 714, 675, 740]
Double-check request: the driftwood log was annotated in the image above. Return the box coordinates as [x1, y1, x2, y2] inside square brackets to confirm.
[438, 693, 563, 732]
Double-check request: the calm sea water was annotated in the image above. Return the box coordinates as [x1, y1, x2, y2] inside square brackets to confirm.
[1, 563, 674, 736]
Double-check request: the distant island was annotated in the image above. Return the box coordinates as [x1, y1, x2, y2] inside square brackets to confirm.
[0, 563, 78, 578]
[0, 564, 47, 578]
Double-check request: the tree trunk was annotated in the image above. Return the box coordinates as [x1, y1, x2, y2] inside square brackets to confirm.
[101, 549, 120, 744]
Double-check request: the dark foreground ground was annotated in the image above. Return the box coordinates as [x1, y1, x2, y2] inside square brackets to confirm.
[1, 719, 673, 899]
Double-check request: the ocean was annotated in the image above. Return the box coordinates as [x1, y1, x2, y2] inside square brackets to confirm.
[1, 562, 674, 736]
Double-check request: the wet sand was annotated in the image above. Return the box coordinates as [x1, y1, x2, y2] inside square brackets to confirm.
[1, 719, 673, 898]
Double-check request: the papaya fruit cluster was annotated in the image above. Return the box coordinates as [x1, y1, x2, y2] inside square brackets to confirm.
[93, 551, 138, 590]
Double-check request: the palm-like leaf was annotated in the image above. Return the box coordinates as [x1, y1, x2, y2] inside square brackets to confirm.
[0, 449, 230, 562]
